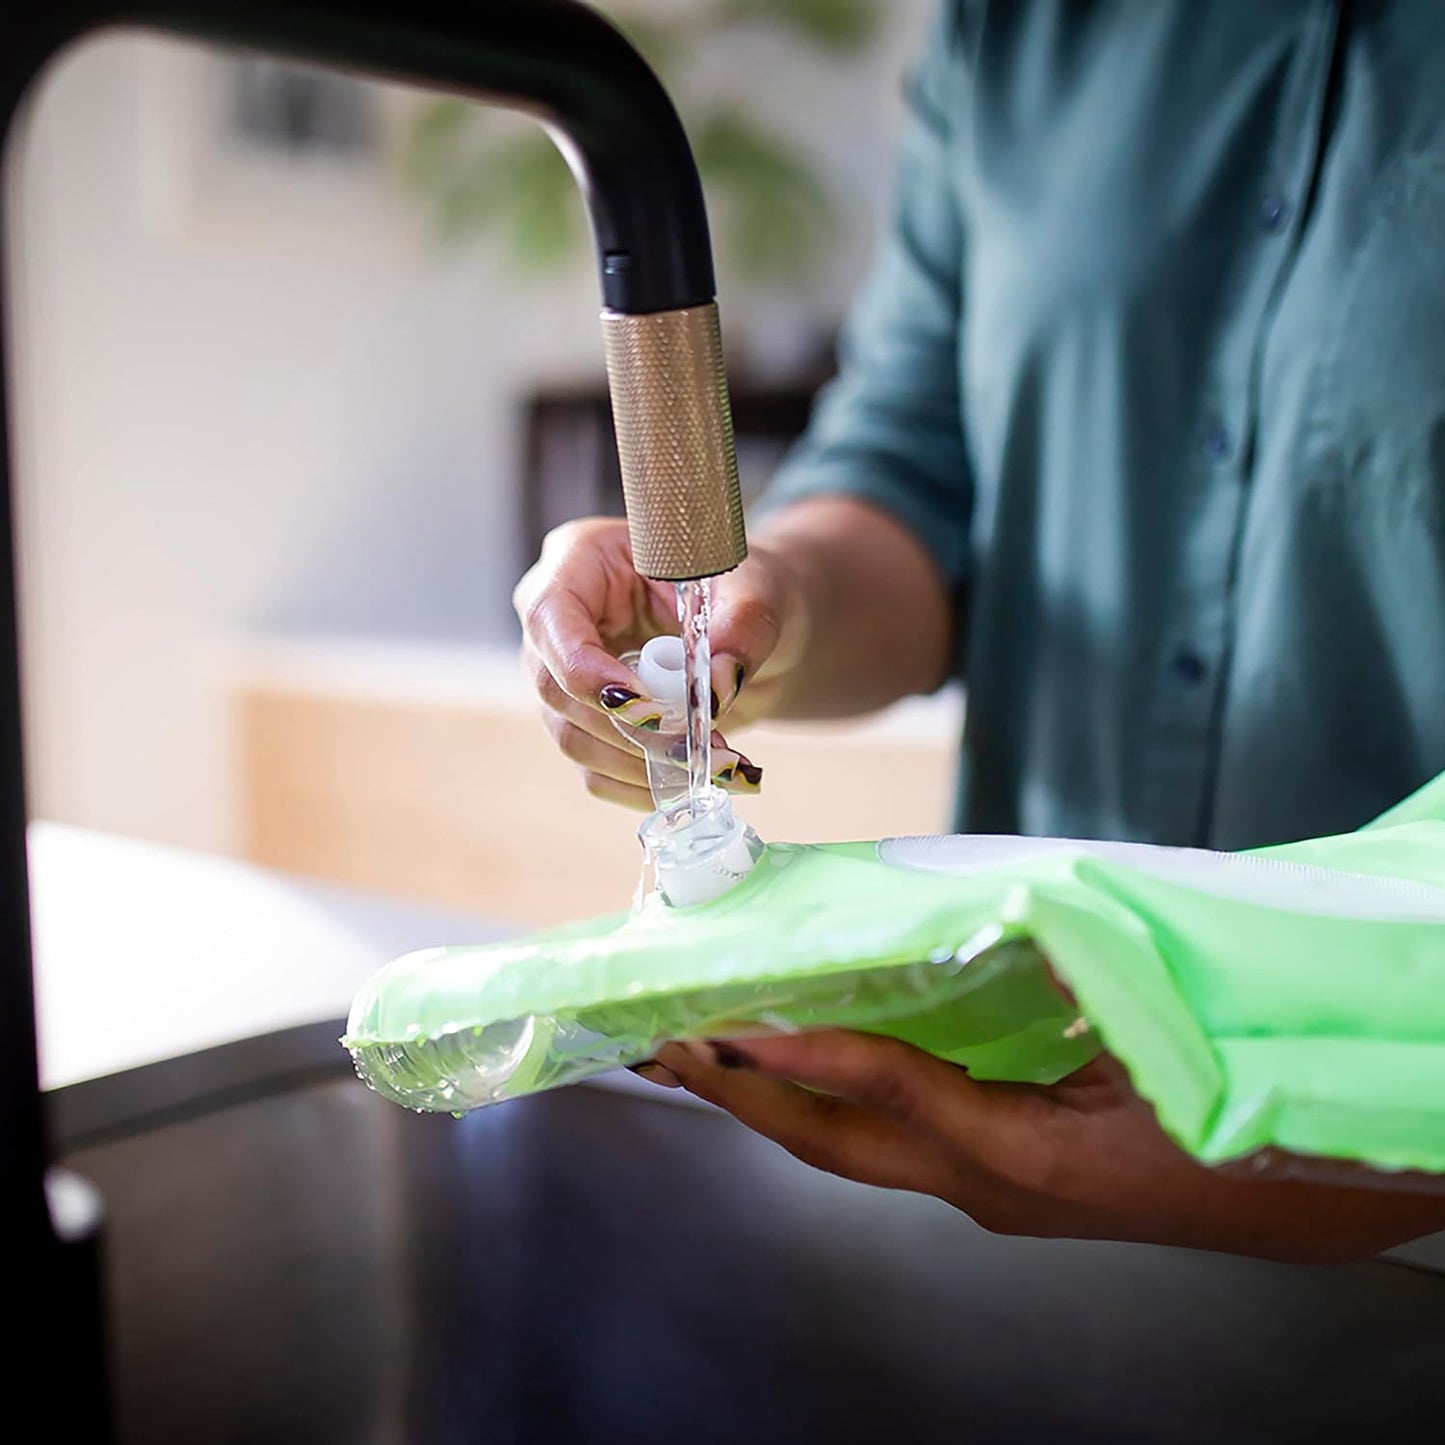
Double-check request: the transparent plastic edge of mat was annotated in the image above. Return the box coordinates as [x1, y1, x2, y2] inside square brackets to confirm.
[345, 928, 1097, 1114]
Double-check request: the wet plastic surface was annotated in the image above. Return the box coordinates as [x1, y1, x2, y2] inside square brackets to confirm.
[349, 931, 1091, 1112]
[349, 776, 1445, 1184]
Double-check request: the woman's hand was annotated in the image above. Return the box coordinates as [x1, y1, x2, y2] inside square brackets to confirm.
[514, 497, 955, 810]
[647, 1031, 1445, 1263]
[513, 516, 809, 810]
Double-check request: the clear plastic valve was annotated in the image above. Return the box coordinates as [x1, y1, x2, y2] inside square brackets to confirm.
[612, 642, 761, 908]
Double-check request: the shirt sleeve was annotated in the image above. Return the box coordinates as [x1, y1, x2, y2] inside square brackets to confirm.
[759, 4, 973, 591]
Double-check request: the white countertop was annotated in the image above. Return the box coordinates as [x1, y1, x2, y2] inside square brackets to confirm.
[29, 820, 685, 1108]
[30, 821, 507, 1090]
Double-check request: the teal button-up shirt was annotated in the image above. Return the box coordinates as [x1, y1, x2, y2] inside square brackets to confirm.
[766, 0, 1445, 848]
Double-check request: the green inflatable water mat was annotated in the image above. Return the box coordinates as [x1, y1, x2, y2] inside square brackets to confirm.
[344, 771, 1445, 1179]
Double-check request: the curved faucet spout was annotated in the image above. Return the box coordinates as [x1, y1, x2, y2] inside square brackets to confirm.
[0, 12, 750, 1381]
[11, 0, 717, 314]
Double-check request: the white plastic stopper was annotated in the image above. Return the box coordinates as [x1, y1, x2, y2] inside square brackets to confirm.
[637, 635, 688, 704]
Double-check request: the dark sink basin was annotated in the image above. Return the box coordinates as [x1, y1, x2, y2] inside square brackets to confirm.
[56, 1030, 1445, 1445]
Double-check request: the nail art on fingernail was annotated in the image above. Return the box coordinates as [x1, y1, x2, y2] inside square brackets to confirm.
[600, 684, 640, 710]
[711, 746, 762, 791]
[707, 1040, 752, 1070]
[610, 697, 667, 731]
[628, 1061, 681, 1088]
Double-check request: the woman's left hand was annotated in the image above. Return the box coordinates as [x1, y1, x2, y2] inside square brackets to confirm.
[647, 1031, 1445, 1263]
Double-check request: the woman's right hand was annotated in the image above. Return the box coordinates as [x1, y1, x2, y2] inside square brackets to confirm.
[513, 516, 810, 810]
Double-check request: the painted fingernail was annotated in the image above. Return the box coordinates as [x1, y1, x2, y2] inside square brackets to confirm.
[707, 1040, 753, 1070]
[599, 684, 639, 710]
[711, 659, 746, 718]
[711, 746, 762, 792]
[628, 1061, 681, 1088]
[610, 697, 667, 731]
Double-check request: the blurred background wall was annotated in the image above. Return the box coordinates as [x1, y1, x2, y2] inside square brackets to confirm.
[7, 3, 953, 925]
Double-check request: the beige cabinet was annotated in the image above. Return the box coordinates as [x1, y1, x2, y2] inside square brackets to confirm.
[236, 640, 960, 928]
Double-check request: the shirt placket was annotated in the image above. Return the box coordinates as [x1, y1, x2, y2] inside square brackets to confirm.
[1140, 1, 1343, 846]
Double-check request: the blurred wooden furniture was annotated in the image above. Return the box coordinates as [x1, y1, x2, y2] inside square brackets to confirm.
[233, 637, 960, 928]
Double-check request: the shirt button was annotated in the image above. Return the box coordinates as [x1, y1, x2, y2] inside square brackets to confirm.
[1260, 193, 1291, 232]
[1203, 418, 1231, 460]
[1171, 648, 1208, 686]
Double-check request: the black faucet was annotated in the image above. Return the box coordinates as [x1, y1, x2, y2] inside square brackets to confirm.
[1, 3, 745, 1432]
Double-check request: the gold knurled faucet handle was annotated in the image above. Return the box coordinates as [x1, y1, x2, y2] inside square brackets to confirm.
[600, 302, 748, 581]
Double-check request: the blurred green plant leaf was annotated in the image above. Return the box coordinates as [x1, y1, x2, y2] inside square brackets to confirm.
[692, 108, 832, 284]
[705, 0, 883, 51]
[399, 96, 473, 197]
[398, 0, 885, 287]
[606, 11, 684, 73]
[403, 103, 584, 267]
[459, 134, 583, 268]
